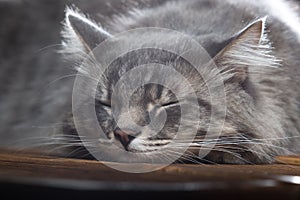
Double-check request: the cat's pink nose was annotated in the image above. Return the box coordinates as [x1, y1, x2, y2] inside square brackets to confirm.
[114, 129, 136, 150]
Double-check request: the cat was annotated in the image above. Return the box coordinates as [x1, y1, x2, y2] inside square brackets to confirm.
[2, 0, 300, 165]
[56, 0, 300, 164]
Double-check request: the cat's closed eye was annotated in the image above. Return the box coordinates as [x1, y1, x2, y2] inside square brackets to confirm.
[97, 100, 111, 108]
[160, 101, 179, 107]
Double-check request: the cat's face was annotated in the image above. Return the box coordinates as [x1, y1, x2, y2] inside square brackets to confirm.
[94, 50, 211, 153]
[62, 7, 279, 163]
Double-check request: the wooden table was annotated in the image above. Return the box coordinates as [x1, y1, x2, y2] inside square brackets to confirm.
[0, 150, 300, 199]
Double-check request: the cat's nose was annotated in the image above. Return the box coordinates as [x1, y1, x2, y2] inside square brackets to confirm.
[114, 129, 136, 150]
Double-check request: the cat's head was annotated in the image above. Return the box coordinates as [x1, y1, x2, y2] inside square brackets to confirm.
[61, 7, 280, 164]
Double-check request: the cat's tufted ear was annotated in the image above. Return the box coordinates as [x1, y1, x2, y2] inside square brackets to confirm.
[61, 6, 112, 57]
[214, 17, 279, 83]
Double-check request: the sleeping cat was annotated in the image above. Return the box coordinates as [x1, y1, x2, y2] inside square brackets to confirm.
[3, 0, 299, 165]
[55, 0, 300, 164]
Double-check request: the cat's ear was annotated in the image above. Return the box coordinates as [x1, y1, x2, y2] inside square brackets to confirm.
[214, 17, 278, 83]
[61, 6, 112, 58]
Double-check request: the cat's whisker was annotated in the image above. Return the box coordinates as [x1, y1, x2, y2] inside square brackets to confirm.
[64, 146, 94, 158]
[176, 139, 293, 155]
[175, 134, 300, 144]
[35, 43, 65, 54]
[166, 146, 213, 162]
[165, 149, 203, 164]
[155, 151, 176, 164]
[168, 141, 275, 163]
[36, 73, 78, 92]
[169, 148, 220, 164]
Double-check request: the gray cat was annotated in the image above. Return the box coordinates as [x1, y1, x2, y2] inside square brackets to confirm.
[2, 0, 300, 164]
[57, 0, 300, 164]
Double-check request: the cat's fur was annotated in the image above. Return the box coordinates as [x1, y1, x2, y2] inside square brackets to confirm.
[1, 0, 300, 164]
[57, 0, 300, 164]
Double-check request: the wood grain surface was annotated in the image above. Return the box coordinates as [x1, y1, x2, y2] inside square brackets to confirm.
[0, 149, 300, 200]
[0, 150, 299, 182]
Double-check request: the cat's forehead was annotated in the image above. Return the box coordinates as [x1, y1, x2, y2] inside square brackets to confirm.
[101, 48, 206, 84]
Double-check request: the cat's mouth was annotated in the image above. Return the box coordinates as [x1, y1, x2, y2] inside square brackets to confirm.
[126, 138, 171, 153]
